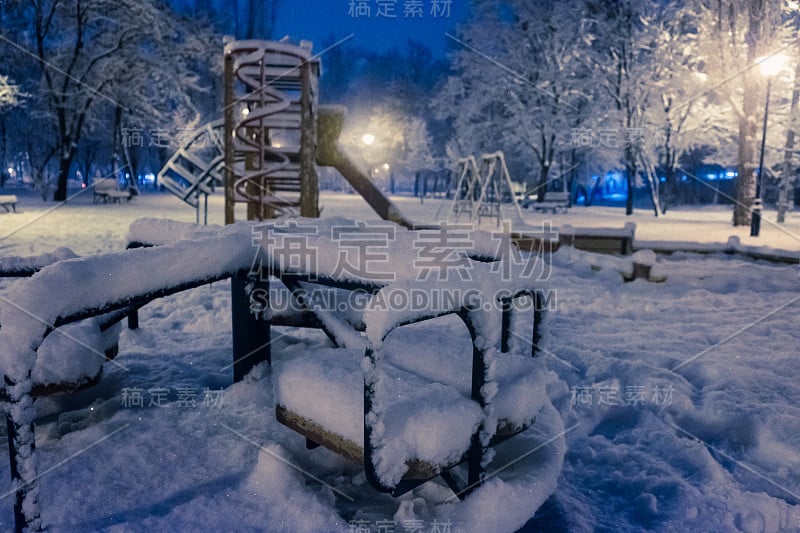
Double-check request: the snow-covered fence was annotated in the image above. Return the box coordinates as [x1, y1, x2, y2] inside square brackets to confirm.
[0, 248, 79, 278]
[634, 235, 800, 265]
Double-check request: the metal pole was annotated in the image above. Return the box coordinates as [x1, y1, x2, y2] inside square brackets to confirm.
[751, 78, 771, 237]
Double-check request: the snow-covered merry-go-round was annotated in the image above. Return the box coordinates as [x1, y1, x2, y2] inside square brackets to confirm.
[0, 216, 566, 532]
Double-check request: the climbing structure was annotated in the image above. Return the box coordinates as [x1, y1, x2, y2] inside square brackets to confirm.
[223, 40, 320, 223]
[158, 39, 425, 229]
[157, 119, 224, 223]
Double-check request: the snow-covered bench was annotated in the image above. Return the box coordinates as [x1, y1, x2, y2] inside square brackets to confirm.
[559, 222, 636, 255]
[522, 191, 570, 213]
[0, 194, 18, 212]
[127, 218, 557, 496]
[93, 178, 137, 203]
[211, 218, 553, 496]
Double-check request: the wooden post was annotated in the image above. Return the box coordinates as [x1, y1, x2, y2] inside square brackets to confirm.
[245, 133, 261, 221]
[500, 298, 511, 353]
[299, 60, 319, 218]
[316, 105, 346, 167]
[127, 310, 139, 330]
[532, 291, 543, 357]
[230, 271, 270, 381]
[223, 48, 235, 225]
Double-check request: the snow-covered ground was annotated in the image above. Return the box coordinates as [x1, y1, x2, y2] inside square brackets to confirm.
[1, 189, 800, 532]
[3, 188, 800, 256]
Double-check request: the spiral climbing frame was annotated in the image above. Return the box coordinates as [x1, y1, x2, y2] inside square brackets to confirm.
[223, 40, 320, 223]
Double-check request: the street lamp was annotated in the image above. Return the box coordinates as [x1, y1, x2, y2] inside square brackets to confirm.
[752, 54, 789, 237]
[362, 133, 375, 145]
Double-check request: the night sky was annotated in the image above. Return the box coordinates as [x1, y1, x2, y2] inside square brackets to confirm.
[272, 1, 470, 56]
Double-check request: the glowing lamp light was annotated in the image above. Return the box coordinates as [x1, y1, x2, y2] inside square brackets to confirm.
[382, 163, 390, 170]
[362, 133, 375, 145]
[756, 54, 789, 77]
[241, 107, 250, 116]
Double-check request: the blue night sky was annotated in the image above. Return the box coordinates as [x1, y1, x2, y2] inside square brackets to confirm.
[273, 1, 471, 56]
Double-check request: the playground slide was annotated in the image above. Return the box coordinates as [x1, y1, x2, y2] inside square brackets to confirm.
[328, 150, 417, 229]
[158, 105, 423, 230]
[316, 105, 422, 230]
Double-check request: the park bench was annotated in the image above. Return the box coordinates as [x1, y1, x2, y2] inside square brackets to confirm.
[93, 178, 137, 203]
[0, 194, 18, 212]
[522, 191, 571, 213]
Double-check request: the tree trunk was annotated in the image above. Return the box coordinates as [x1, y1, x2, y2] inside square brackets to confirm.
[639, 152, 660, 216]
[624, 145, 636, 215]
[536, 136, 555, 202]
[734, 0, 767, 226]
[568, 149, 578, 207]
[660, 96, 674, 214]
[663, 164, 674, 214]
[53, 153, 72, 201]
[536, 161, 550, 202]
[734, 92, 759, 225]
[778, 59, 800, 223]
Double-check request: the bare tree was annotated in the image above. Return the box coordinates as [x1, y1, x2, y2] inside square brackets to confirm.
[436, 0, 590, 199]
[706, 0, 783, 226]
[644, 1, 736, 213]
[19, 0, 217, 201]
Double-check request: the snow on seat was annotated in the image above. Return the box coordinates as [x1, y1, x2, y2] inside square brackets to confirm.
[0, 249, 121, 398]
[29, 319, 121, 394]
[381, 316, 553, 433]
[275, 339, 554, 479]
[274, 347, 484, 478]
[275, 301, 553, 488]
